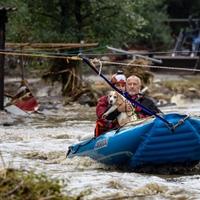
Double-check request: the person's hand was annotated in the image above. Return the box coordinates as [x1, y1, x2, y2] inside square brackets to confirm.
[102, 113, 107, 119]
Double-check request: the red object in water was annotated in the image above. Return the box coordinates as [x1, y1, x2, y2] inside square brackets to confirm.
[11, 80, 39, 112]
[14, 95, 39, 112]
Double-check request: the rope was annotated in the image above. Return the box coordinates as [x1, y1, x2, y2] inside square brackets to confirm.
[173, 115, 190, 129]
[0, 47, 199, 56]
[0, 51, 82, 60]
[100, 60, 200, 72]
[1, 49, 199, 72]
[1, 48, 199, 56]
[91, 58, 103, 75]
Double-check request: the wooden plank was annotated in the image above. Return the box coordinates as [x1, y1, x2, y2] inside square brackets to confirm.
[5, 42, 99, 49]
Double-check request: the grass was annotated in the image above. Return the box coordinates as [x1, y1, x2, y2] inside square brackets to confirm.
[0, 168, 77, 200]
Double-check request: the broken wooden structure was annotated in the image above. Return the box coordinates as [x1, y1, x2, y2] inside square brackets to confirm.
[4, 42, 99, 105]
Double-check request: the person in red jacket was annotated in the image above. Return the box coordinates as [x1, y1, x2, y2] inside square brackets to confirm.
[95, 70, 126, 137]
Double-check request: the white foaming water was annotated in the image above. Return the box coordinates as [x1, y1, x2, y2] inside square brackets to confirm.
[1, 103, 200, 199]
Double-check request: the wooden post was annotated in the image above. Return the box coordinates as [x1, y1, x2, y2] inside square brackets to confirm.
[0, 8, 7, 110]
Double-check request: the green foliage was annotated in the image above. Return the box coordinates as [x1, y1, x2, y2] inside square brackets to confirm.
[3, 0, 200, 52]
[83, 0, 148, 46]
[0, 168, 76, 200]
[1, 0, 171, 48]
[2, 0, 32, 41]
[133, 0, 172, 49]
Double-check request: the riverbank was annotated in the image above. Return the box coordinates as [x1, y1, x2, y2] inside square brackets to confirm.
[4, 71, 200, 109]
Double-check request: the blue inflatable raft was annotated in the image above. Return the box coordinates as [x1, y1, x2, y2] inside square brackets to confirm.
[67, 113, 200, 169]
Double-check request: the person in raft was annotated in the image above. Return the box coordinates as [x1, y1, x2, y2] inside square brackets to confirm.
[95, 74, 161, 137]
[95, 70, 126, 137]
[122, 75, 161, 119]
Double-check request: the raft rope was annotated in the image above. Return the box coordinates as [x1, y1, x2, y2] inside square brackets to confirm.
[173, 115, 190, 129]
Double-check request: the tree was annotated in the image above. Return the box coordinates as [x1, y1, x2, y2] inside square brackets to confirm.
[132, 0, 172, 49]
[2, 0, 153, 44]
[1, 0, 174, 101]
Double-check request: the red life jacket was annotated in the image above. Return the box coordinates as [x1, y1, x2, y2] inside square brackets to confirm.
[96, 95, 108, 119]
[94, 118, 118, 137]
[95, 95, 119, 137]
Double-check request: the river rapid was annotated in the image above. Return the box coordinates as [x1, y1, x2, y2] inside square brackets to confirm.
[1, 101, 200, 200]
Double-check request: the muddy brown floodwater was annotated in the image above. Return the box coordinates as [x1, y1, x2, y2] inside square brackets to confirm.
[1, 97, 200, 199]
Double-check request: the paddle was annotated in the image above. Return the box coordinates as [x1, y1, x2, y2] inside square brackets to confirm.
[80, 55, 173, 129]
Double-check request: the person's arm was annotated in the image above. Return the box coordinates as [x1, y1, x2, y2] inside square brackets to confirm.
[105, 108, 120, 120]
[96, 96, 109, 119]
[139, 96, 162, 115]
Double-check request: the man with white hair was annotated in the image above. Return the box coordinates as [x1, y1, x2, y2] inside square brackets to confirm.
[95, 74, 160, 137]
[118, 75, 160, 118]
